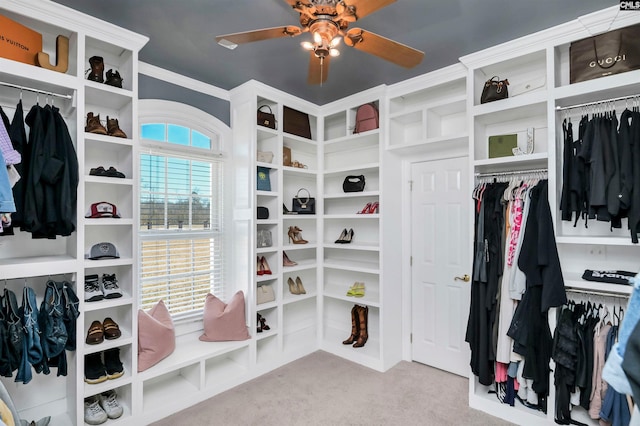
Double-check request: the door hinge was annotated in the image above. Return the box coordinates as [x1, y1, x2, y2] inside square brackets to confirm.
[410, 256, 413, 266]
[410, 333, 413, 343]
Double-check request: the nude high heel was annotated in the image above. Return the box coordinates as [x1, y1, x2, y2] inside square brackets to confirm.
[288, 226, 308, 244]
[260, 256, 272, 275]
[295, 276, 307, 294]
[287, 277, 300, 295]
[283, 251, 298, 266]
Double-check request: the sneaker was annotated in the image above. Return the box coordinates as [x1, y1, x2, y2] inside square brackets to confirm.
[84, 353, 107, 384]
[101, 274, 123, 299]
[99, 389, 123, 419]
[84, 395, 108, 425]
[103, 347, 124, 380]
[84, 275, 103, 302]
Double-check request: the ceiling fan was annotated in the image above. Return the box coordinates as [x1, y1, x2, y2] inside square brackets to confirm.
[215, 0, 424, 85]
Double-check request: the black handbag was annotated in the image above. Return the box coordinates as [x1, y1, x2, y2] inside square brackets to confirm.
[480, 76, 509, 104]
[257, 206, 269, 219]
[570, 23, 640, 84]
[292, 188, 315, 214]
[343, 175, 365, 192]
[257, 105, 277, 129]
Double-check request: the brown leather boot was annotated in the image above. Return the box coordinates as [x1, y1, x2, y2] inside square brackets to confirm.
[353, 305, 368, 348]
[106, 117, 127, 138]
[87, 56, 104, 83]
[85, 112, 107, 135]
[105, 69, 123, 88]
[342, 305, 360, 345]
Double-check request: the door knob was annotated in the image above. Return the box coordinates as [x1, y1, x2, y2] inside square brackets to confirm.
[455, 274, 470, 282]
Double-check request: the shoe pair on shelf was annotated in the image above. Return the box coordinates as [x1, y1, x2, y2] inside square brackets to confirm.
[288, 226, 308, 244]
[85, 112, 127, 138]
[89, 166, 126, 178]
[87, 56, 123, 88]
[86, 317, 121, 345]
[283, 251, 297, 267]
[84, 389, 123, 425]
[343, 305, 369, 348]
[257, 256, 272, 275]
[357, 201, 379, 214]
[84, 348, 124, 384]
[346, 282, 365, 298]
[85, 274, 123, 302]
[335, 228, 354, 244]
[287, 276, 307, 295]
[257, 313, 271, 333]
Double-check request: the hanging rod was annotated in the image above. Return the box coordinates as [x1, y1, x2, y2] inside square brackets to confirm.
[565, 287, 630, 298]
[474, 168, 548, 178]
[555, 93, 640, 111]
[0, 80, 73, 100]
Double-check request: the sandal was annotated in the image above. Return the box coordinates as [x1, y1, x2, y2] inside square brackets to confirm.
[292, 161, 308, 169]
[104, 166, 125, 178]
[89, 166, 107, 176]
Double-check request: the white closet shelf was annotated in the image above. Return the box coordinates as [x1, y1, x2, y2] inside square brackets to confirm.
[324, 191, 380, 199]
[324, 213, 380, 220]
[323, 132, 379, 152]
[553, 69, 640, 107]
[322, 326, 381, 361]
[84, 335, 133, 355]
[324, 284, 380, 307]
[0, 256, 78, 279]
[563, 272, 633, 296]
[84, 175, 134, 186]
[323, 242, 380, 251]
[84, 79, 133, 97]
[556, 236, 637, 246]
[282, 243, 319, 251]
[323, 259, 380, 274]
[386, 134, 468, 155]
[282, 292, 316, 305]
[0, 58, 78, 91]
[474, 153, 548, 170]
[84, 376, 133, 398]
[323, 163, 380, 176]
[84, 133, 133, 146]
[84, 296, 134, 312]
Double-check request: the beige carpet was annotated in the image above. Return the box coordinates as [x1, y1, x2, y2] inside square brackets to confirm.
[151, 351, 516, 426]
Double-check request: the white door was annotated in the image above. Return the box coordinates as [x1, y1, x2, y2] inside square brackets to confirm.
[411, 156, 471, 377]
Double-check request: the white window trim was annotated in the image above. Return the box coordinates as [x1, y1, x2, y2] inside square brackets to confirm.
[138, 99, 232, 335]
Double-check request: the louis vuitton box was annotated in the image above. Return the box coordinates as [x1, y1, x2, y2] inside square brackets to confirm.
[0, 15, 42, 66]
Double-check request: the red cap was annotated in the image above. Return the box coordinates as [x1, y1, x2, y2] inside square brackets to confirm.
[85, 201, 121, 218]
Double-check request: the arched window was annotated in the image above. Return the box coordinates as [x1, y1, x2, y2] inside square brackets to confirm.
[138, 100, 230, 321]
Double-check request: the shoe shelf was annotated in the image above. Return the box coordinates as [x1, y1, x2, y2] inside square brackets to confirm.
[203, 346, 252, 390]
[84, 132, 134, 147]
[256, 333, 281, 364]
[84, 383, 133, 426]
[141, 364, 200, 415]
[84, 296, 134, 312]
[323, 259, 380, 275]
[83, 352, 133, 397]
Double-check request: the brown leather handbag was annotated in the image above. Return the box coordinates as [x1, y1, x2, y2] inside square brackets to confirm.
[257, 105, 276, 129]
[480, 76, 509, 104]
[570, 23, 640, 84]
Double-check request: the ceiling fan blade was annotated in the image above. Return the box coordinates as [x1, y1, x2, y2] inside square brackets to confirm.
[343, 0, 396, 20]
[344, 28, 424, 68]
[308, 52, 331, 85]
[216, 26, 302, 47]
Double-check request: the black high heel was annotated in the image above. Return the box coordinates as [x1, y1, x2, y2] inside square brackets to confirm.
[335, 228, 348, 244]
[259, 314, 270, 331]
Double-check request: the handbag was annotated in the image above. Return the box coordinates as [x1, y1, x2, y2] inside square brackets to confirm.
[257, 166, 271, 191]
[570, 24, 640, 84]
[292, 188, 315, 214]
[257, 105, 276, 129]
[257, 229, 272, 248]
[257, 206, 269, 220]
[256, 284, 275, 304]
[342, 175, 366, 192]
[257, 151, 274, 163]
[480, 76, 509, 104]
[283, 106, 312, 139]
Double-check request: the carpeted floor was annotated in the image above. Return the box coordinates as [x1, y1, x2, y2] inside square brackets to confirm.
[151, 350, 516, 426]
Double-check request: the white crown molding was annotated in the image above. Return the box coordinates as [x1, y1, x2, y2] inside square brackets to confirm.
[139, 62, 230, 102]
[320, 84, 387, 113]
[8, 0, 148, 50]
[230, 79, 321, 114]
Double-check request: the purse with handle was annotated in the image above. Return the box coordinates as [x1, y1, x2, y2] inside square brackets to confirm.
[343, 175, 366, 192]
[256, 284, 275, 304]
[292, 188, 315, 214]
[257, 105, 277, 129]
[480, 76, 509, 104]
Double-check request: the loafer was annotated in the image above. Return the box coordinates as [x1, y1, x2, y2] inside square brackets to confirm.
[85, 320, 104, 345]
[102, 317, 121, 340]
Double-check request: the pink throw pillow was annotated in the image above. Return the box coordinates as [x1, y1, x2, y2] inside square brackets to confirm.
[199, 291, 250, 342]
[138, 300, 176, 372]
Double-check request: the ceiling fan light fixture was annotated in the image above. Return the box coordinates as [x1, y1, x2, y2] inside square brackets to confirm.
[330, 36, 341, 47]
[301, 41, 314, 50]
[313, 31, 322, 44]
[329, 48, 340, 57]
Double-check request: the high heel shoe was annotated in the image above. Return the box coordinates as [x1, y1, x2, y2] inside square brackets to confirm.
[369, 202, 379, 214]
[258, 313, 270, 331]
[295, 276, 307, 294]
[288, 226, 308, 244]
[260, 256, 272, 275]
[346, 282, 365, 297]
[257, 313, 263, 332]
[336, 228, 354, 244]
[287, 277, 300, 295]
[357, 203, 372, 214]
[283, 251, 298, 266]
[335, 228, 348, 244]
[257, 256, 264, 275]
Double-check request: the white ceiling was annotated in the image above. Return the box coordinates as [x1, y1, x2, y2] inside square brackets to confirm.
[53, 0, 617, 104]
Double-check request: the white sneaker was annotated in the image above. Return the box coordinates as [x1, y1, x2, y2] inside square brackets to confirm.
[84, 275, 103, 302]
[84, 396, 108, 425]
[99, 389, 124, 419]
[101, 274, 123, 299]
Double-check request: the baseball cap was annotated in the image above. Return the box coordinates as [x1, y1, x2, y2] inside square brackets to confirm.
[85, 201, 121, 218]
[86, 242, 120, 260]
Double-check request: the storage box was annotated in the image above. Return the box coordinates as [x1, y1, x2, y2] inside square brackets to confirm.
[488, 134, 517, 158]
[283, 146, 292, 167]
[0, 15, 43, 66]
